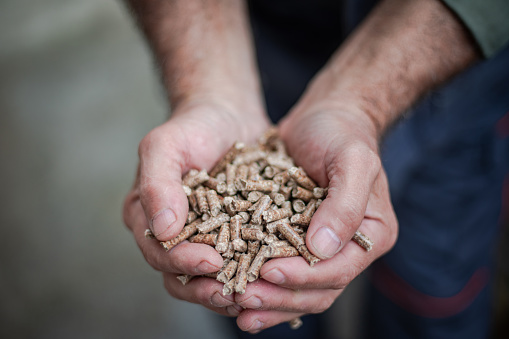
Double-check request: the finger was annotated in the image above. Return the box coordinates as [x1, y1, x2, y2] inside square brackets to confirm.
[235, 279, 340, 314]
[163, 273, 242, 317]
[236, 309, 305, 334]
[124, 194, 223, 273]
[306, 140, 382, 259]
[261, 218, 395, 290]
[138, 124, 190, 240]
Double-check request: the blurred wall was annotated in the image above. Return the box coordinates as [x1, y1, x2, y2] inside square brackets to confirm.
[0, 1, 235, 338]
[1, 1, 506, 339]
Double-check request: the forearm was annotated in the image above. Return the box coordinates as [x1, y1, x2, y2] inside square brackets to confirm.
[296, 0, 481, 138]
[125, 0, 265, 116]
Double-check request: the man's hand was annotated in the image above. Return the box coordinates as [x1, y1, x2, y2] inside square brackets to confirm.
[232, 107, 398, 332]
[123, 102, 269, 317]
[232, 0, 479, 332]
[123, 0, 270, 319]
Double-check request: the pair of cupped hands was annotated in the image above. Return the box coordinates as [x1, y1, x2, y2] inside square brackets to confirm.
[123, 84, 398, 333]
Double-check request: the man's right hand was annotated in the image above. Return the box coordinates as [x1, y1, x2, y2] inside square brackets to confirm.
[123, 101, 269, 317]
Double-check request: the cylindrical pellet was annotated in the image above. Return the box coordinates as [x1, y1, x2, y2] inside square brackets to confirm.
[266, 154, 294, 170]
[251, 195, 272, 224]
[263, 206, 293, 223]
[241, 228, 265, 241]
[352, 230, 374, 252]
[222, 242, 235, 259]
[263, 166, 281, 179]
[182, 169, 209, 188]
[233, 238, 247, 252]
[235, 253, 253, 294]
[144, 229, 155, 239]
[247, 191, 264, 203]
[237, 211, 250, 223]
[189, 233, 218, 246]
[247, 245, 270, 282]
[266, 218, 290, 234]
[297, 244, 320, 266]
[247, 241, 261, 256]
[188, 193, 200, 214]
[273, 170, 290, 185]
[197, 213, 230, 233]
[217, 259, 238, 283]
[302, 199, 318, 218]
[182, 185, 193, 196]
[186, 211, 198, 224]
[204, 177, 227, 194]
[248, 162, 262, 181]
[209, 142, 244, 177]
[292, 186, 314, 202]
[195, 186, 210, 214]
[223, 277, 236, 296]
[206, 189, 222, 217]
[160, 220, 200, 251]
[215, 223, 231, 253]
[269, 192, 285, 206]
[288, 167, 317, 190]
[268, 245, 299, 258]
[289, 318, 303, 330]
[292, 199, 306, 213]
[237, 179, 278, 193]
[277, 221, 305, 248]
[290, 214, 311, 226]
[176, 274, 195, 286]
[226, 164, 238, 196]
[312, 187, 326, 199]
[230, 215, 242, 240]
[233, 150, 267, 165]
[231, 199, 252, 212]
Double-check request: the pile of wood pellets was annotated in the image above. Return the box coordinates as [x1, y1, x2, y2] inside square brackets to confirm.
[145, 128, 372, 305]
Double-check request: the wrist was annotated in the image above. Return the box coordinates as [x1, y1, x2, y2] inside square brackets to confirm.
[170, 94, 271, 144]
[171, 84, 266, 119]
[302, 68, 396, 141]
[283, 75, 381, 148]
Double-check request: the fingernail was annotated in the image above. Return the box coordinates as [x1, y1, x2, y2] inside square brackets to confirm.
[196, 261, 221, 274]
[211, 292, 232, 307]
[311, 227, 342, 259]
[247, 319, 263, 332]
[242, 296, 262, 309]
[151, 208, 176, 236]
[262, 268, 285, 284]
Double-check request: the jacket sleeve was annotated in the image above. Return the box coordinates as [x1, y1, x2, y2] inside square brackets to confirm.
[442, 0, 509, 57]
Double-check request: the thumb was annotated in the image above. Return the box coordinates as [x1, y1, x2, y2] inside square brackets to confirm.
[306, 143, 381, 259]
[138, 128, 189, 241]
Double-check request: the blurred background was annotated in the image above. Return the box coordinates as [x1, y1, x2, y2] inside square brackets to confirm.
[0, 1, 507, 338]
[0, 0, 237, 338]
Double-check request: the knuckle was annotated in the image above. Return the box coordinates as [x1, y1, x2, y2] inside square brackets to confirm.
[341, 201, 364, 228]
[379, 217, 399, 254]
[122, 191, 139, 230]
[330, 266, 354, 290]
[287, 270, 309, 287]
[308, 295, 334, 314]
[142, 246, 164, 272]
[144, 253, 160, 271]
[138, 128, 163, 157]
[138, 181, 159, 209]
[194, 285, 211, 305]
[331, 276, 348, 290]
[345, 141, 381, 176]
[163, 276, 184, 301]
